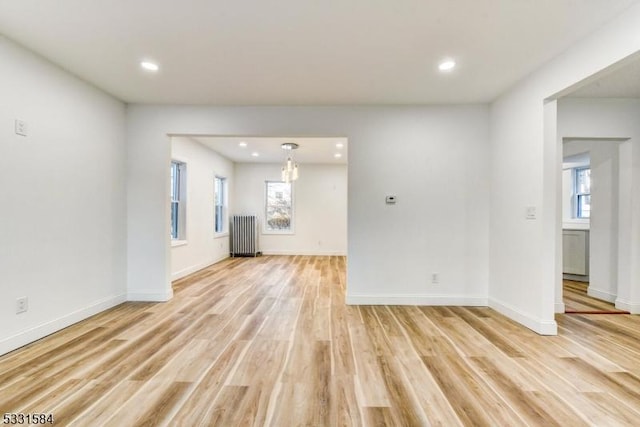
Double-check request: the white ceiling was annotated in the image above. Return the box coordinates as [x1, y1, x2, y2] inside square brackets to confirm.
[178, 136, 348, 165]
[1, 0, 637, 105]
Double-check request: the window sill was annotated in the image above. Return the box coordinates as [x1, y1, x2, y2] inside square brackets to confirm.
[214, 232, 229, 239]
[262, 230, 295, 235]
[563, 220, 589, 231]
[171, 240, 188, 247]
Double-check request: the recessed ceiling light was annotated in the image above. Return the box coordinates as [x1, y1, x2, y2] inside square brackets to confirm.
[334, 153, 342, 158]
[336, 143, 344, 149]
[251, 152, 259, 157]
[438, 59, 456, 72]
[140, 61, 159, 72]
[239, 141, 247, 147]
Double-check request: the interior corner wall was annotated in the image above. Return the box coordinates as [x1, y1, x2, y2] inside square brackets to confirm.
[0, 36, 127, 355]
[234, 163, 347, 255]
[489, 3, 640, 334]
[170, 137, 234, 280]
[126, 104, 490, 309]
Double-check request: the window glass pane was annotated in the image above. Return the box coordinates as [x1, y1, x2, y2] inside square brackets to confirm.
[171, 201, 179, 239]
[578, 194, 591, 218]
[575, 167, 591, 219]
[171, 162, 179, 202]
[214, 176, 226, 233]
[214, 178, 221, 204]
[266, 181, 292, 231]
[170, 161, 185, 239]
[576, 168, 590, 195]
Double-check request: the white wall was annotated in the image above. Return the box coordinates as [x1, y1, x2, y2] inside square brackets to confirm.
[558, 98, 640, 312]
[234, 163, 347, 255]
[126, 105, 490, 307]
[0, 36, 126, 355]
[170, 137, 234, 280]
[489, 3, 640, 335]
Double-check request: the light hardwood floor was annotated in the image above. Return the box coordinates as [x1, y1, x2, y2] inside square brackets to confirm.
[1, 256, 640, 426]
[563, 280, 629, 313]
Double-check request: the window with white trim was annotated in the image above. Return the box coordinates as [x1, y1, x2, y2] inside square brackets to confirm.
[265, 181, 293, 232]
[214, 176, 227, 234]
[170, 161, 187, 239]
[574, 167, 591, 219]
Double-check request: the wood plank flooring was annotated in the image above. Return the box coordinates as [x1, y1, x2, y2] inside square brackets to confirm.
[563, 280, 629, 313]
[1, 256, 640, 426]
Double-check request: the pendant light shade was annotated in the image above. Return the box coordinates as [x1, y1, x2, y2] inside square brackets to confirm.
[281, 143, 299, 182]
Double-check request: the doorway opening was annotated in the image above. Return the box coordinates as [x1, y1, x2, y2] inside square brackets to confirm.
[560, 140, 629, 314]
[168, 135, 349, 282]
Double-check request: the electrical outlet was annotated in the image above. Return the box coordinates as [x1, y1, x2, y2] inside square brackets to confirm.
[16, 297, 28, 314]
[431, 273, 439, 284]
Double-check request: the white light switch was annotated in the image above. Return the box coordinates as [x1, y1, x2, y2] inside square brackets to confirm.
[525, 206, 537, 220]
[15, 119, 28, 136]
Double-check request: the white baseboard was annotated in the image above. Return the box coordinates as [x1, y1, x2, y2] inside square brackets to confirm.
[615, 298, 640, 314]
[563, 274, 589, 282]
[489, 297, 557, 335]
[262, 250, 347, 256]
[127, 288, 173, 302]
[171, 255, 229, 281]
[345, 294, 488, 306]
[555, 302, 566, 313]
[587, 287, 617, 303]
[0, 294, 126, 357]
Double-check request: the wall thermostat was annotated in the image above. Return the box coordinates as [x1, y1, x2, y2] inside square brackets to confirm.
[385, 195, 397, 204]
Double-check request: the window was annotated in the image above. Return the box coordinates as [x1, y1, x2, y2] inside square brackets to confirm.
[265, 181, 293, 232]
[214, 176, 227, 234]
[170, 161, 186, 239]
[575, 167, 591, 219]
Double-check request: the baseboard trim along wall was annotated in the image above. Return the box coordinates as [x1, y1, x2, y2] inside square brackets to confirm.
[127, 288, 174, 302]
[587, 287, 617, 303]
[490, 297, 558, 335]
[615, 298, 640, 314]
[555, 302, 566, 314]
[261, 250, 347, 256]
[0, 294, 127, 357]
[345, 294, 488, 306]
[171, 255, 229, 281]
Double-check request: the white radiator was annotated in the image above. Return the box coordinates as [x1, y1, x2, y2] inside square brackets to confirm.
[231, 215, 259, 257]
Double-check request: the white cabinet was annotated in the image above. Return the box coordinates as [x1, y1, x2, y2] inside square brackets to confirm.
[562, 229, 589, 275]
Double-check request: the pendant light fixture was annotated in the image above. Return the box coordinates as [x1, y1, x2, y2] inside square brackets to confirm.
[281, 142, 299, 183]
